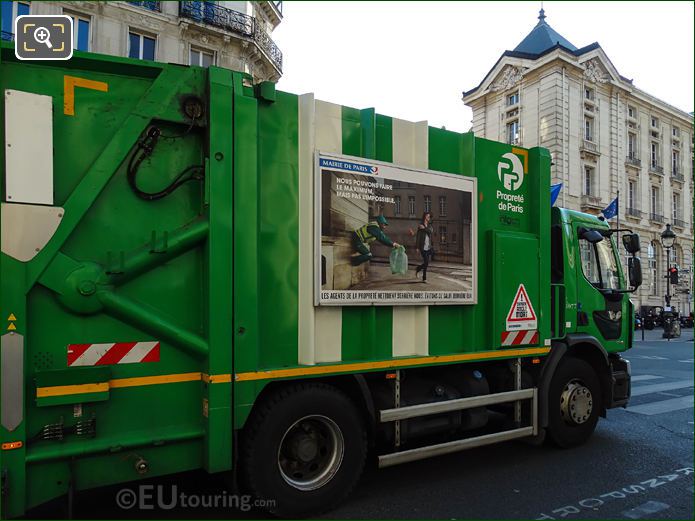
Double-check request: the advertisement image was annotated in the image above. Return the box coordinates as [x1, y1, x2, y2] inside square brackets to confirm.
[317, 153, 477, 305]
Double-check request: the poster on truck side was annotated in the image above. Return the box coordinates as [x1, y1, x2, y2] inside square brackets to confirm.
[316, 152, 477, 306]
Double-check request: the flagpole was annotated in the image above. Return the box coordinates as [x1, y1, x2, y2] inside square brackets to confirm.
[616, 189, 620, 270]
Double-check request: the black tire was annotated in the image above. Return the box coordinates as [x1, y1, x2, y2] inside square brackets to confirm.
[546, 357, 601, 448]
[240, 383, 367, 517]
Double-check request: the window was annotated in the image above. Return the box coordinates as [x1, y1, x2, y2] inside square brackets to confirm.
[67, 13, 90, 51]
[584, 117, 594, 141]
[648, 242, 657, 296]
[190, 47, 213, 67]
[672, 150, 680, 174]
[583, 166, 595, 196]
[1, 1, 29, 37]
[506, 120, 519, 145]
[628, 133, 637, 159]
[672, 126, 680, 138]
[651, 186, 660, 216]
[423, 195, 431, 214]
[579, 237, 620, 290]
[452, 233, 457, 243]
[439, 196, 447, 217]
[673, 193, 681, 222]
[507, 91, 519, 106]
[651, 116, 659, 128]
[584, 87, 595, 101]
[128, 31, 156, 60]
[650, 142, 659, 168]
[628, 180, 636, 210]
[394, 196, 401, 216]
[408, 196, 415, 218]
[439, 226, 447, 244]
[628, 105, 636, 119]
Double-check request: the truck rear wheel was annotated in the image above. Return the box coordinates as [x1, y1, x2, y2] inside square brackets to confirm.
[547, 357, 601, 448]
[240, 383, 367, 517]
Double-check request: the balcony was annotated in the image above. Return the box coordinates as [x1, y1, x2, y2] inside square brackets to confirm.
[673, 219, 688, 229]
[580, 195, 602, 210]
[671, 170, 684, 183]
[649, 163, 664, 175]
[626, 208, 643, 219]
[180, 1, 282, 72]
[649, 213, 664, 223]
[625, 154, 641, 168]
[127, 1, 161, 11]
[581, 139, 599, 156]
[1, 31, 13, 41]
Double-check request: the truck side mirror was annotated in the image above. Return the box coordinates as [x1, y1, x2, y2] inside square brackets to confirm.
[628, 257, 642, 289]
[622, 233, 641, 254]
[578, 227, 604, 244]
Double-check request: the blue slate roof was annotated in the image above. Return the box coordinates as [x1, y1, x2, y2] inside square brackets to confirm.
[513, 8, 577, 54]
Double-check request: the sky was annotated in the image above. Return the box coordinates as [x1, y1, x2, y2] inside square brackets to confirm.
[272, 1, 694, 133]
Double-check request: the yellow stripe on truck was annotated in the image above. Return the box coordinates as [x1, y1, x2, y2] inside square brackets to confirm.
[234, 347, 551, 382]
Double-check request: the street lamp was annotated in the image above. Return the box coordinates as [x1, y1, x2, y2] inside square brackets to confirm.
[660, 224, 676, 308]
[660, 224, 678, 339]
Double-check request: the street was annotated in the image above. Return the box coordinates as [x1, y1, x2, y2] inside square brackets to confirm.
[29, 329, 693, 520]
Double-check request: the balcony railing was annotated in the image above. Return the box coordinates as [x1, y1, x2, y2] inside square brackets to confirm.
[580, 195, 602, 209]
[673, 219, 687, 229]
[180, 1, 282, 71]
[272, 1, 283, 15]
[671, 171, 684, 183]
[1, 31, 14, 41]
[581, 140, 599, 154]
[625, 155, 641, 168]
[127, 1, 161, 11]
[626, 208, 643, 218]
[649, 213, 664, 223]
[649, 163, 664, 175]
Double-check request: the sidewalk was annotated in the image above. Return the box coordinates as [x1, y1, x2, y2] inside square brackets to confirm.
[634, 327, 694, 343]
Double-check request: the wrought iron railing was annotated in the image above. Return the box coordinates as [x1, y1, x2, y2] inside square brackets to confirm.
[272, 1, 283, 15]
[649, 163, 664, 175]
[649, 213, 664, 223]
[179, 1, 282, 71]
[673, 219, 687, 229]
[253, 24, 283, 71]
[127, 1, 161, 11]
[626, 208, 643, 218]
[181, 1, 254, 37]
[1, 31, 14, 41]
[671, 171, 684, 182]
[625, 155, 641, 168]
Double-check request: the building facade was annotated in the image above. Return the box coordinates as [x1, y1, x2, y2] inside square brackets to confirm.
[463, 9, 694, 314]
[1, 1, 283, 82]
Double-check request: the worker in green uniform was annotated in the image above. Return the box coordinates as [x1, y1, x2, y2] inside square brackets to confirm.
[351, 215, 401, 266]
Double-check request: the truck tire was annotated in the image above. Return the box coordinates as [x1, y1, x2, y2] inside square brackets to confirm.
[546, 357, 601, 448]
[240, 383, 367, 517]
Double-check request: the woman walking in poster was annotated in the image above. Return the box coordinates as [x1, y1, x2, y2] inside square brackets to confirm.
[415, 212, 434, 282]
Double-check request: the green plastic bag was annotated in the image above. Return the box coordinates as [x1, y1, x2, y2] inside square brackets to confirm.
[389, 246, 408, 275]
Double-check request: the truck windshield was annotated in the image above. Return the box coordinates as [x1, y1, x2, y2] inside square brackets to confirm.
[579, 236, 621, 290]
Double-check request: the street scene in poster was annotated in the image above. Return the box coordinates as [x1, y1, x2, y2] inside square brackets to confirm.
[317, 154, 477, 305]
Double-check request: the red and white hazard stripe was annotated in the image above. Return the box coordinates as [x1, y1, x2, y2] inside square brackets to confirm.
[501, 330, 539, 347]
[67, 342, 160, 367]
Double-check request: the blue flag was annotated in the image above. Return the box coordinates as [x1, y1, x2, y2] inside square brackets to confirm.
[550, 183, 562, 206]
[602, 197, 619, 219]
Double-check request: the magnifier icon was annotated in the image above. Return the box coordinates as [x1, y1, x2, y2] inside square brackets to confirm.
[33, 26, 53, 49]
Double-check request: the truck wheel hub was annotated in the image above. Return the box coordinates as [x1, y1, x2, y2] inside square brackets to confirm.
[560, 380, 593, 425]
[278, 415, 344, 491]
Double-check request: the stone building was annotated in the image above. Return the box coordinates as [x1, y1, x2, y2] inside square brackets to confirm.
[463, 9, 694, 314]
[1, 1, 283, 82]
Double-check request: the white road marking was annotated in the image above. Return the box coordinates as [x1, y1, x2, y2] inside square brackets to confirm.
[678, 359, 694, 363]
[630, 354, 669, 360]
[621, 501, 670, 519]
[630, 380, 694, 397]
[627, 395, 694, 416]
[631, 375, 664, 382]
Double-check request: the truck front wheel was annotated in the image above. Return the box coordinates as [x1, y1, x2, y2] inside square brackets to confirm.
[240, 383, 367, 517]
[546, 357, 601, 448]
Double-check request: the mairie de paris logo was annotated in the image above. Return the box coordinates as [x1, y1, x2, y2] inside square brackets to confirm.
[497, 152, 524, 191]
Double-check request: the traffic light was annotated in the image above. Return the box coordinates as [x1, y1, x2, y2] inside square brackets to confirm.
[668, 267, 679, 285]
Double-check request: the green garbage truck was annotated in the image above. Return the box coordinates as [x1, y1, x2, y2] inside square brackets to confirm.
[0, 42, 640, 517]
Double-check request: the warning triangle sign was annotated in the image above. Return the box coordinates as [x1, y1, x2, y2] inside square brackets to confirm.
[505, 284, 537, 331]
